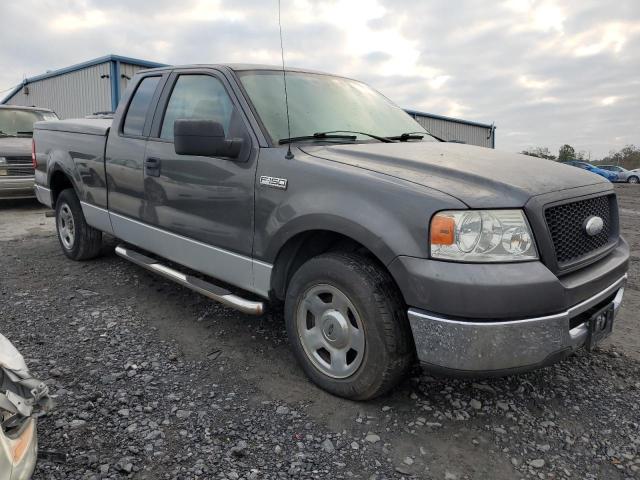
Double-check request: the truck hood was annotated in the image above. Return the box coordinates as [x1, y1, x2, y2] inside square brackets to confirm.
[0, 136, 31, 157]
[301, 142, 609, 207]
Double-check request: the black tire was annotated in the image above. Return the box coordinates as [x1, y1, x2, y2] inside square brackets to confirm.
[284, 251, 415, 400]
[628, 176, 639, 184]
[55, 188, 102, 260]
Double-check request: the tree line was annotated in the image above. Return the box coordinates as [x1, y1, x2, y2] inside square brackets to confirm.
[520, 144, 640, 170]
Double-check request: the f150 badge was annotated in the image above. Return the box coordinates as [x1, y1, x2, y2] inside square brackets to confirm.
[260, 176, 288, 190]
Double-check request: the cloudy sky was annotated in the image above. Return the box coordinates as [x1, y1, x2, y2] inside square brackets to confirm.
[1, 0, 638, 157]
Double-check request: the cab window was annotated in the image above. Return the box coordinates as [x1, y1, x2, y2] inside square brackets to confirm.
[123, 76, 161, 136]
[160, 75, 234, 141]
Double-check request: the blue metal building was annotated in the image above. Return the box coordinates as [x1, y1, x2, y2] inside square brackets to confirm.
[0, 55, 166, 119]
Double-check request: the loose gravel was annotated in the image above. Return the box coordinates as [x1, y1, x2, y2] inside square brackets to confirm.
[1, 191, 639, 479]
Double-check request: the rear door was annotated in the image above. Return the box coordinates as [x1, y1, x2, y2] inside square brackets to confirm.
[106, 74, 167, 220]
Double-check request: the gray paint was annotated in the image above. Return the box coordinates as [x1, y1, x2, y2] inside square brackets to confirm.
[32, 63, 629, 324]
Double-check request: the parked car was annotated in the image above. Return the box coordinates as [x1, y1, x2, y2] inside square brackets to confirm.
[0, 105, 58, 200]
[0, 334, 52, 480]
[562, 160, 618, 182]
[598, 165, 640, 184]
[32, 65, 629, 400]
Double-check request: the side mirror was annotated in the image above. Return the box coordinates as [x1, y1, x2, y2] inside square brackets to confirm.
[174, 119, 243, 158]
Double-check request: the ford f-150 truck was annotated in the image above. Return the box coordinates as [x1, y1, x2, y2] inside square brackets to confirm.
[33, 64, 629, 400]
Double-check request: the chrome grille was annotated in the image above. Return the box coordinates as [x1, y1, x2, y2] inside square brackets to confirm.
[544, 195, 614, 266]
[0, 157, 33, 177]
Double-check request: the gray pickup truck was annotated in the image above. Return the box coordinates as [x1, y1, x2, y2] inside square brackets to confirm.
[33, 64, 629, 400]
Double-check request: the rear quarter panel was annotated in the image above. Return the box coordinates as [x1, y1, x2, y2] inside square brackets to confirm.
[34, 128, 109, 208]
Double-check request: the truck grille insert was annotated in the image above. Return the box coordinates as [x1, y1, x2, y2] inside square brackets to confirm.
[545, 195, 613, 265]
[0, 156, 34, 177]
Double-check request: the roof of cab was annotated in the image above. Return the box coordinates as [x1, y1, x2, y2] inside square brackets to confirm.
[136, 63, 338, 77]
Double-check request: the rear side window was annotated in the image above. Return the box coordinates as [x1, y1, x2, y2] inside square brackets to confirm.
[123, 76, 161, 136]
[160, 75, 234, 140]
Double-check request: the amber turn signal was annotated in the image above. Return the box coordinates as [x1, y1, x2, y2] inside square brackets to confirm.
[431, 214, 455, 245]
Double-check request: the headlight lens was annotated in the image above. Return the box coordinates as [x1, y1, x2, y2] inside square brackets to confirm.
[430, 210, 538, 262]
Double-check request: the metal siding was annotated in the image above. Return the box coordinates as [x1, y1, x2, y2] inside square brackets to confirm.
[411, 113, 494, 148]
[5, 62, 112, 119]
[119, 63, 149, 96]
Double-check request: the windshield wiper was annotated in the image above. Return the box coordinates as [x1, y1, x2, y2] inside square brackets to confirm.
[387, 131, 446, 142]
[315, 130, 395, 143]
[278, 132, 357, 145]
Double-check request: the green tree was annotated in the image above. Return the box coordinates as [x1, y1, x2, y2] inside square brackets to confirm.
[558, 144, 576, 162]
[599, 144, 640, 170]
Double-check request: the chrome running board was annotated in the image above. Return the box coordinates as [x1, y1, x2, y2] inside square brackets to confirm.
[115, 244, 265, 315]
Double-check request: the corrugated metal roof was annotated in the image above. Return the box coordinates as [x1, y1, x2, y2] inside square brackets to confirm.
[1, 55, 167, 104]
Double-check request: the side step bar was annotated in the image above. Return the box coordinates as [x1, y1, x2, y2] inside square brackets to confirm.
[115, 245, 265, 315]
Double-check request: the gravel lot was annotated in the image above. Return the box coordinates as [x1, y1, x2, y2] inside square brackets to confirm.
[1, 185, 639, 480]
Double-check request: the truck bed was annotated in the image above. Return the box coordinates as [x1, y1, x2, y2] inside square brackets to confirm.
[34, 118, 111, 136]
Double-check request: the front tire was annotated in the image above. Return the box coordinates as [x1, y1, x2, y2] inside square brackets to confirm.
[55, 189, 102, 260]
[284, 252, 414, 400]
[628, 176, 639, 184]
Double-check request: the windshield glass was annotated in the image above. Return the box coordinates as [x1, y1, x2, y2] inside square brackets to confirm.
[238, 70, 434, 144]
[0, 109, 57, 137]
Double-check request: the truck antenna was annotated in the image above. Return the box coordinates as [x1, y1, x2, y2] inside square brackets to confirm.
[278, 0, 294, 160]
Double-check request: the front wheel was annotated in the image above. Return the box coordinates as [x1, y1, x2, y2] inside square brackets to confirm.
[284, 252, 415, 400]
[628, 176, 639, 184]
[55, 189, 102, 260]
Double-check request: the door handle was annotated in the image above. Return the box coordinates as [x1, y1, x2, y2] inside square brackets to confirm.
[145, 157, 161, 177]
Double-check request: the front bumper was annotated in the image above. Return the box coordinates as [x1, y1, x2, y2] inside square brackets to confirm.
[408, 274, 626, 375]
[0, 176, 35, 200]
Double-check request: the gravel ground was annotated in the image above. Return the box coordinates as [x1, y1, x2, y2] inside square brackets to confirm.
[0, 185, 639, 480]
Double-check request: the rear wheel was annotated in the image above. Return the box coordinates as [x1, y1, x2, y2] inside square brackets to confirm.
[284, 252, 414, 400]
[628, 176, 639, 184]
[55, 189, 102, 260]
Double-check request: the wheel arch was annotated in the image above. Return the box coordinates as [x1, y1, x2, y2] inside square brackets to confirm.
[268, 223, 404, 303]
[49, 168, 76, 207]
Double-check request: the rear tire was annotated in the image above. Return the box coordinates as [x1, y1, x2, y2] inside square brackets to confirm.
[628, 176, 639, 184]
[284, 252, 415, 400]
[55, 189, 102, 260]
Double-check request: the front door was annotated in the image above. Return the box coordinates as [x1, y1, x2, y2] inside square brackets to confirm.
[140, 71, 258, 289]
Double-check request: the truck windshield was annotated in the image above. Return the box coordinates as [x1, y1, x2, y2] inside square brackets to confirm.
[0, 109, 57, 137]
[237, 70, 434, 145]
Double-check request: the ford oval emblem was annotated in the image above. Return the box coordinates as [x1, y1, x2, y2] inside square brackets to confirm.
[584, 216, 604, 236]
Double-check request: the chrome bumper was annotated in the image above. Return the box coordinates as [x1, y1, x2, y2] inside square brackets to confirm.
[408, 274, 627, 375]
[0, 176, 35, 200]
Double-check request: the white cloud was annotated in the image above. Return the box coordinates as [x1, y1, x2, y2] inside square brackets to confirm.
[1, 0, 639, 157]
[50, 9, 110, 32]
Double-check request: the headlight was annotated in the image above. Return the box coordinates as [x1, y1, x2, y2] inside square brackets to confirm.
[430, 210, 538, 262]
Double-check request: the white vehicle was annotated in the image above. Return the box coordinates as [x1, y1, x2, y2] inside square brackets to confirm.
[0, 334, 52, 480]
[599, 165, 640, 184]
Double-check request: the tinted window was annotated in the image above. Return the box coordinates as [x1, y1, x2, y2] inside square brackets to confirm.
[160, 75, 234, 140]
[123, 76, 160, 136]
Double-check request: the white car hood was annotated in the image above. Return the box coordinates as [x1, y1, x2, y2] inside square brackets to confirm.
[0, 334, 29, 375]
